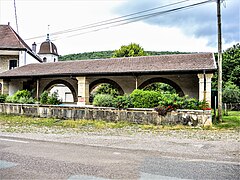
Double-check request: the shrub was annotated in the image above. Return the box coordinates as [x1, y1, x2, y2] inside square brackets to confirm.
[158, 93, 201, 110]
[0, 94, 7, 103]
[47, 92, 61, 105]
[5, 90, 35, 104]
[93, 94, 114, 107]
[130, 89, 161, 108]
[40, 91, 49, 104]
[40, 91, 61, 105]
[113, 95, 133, 109]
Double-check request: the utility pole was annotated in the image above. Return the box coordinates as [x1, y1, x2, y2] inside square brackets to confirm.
[217, 0, 223, 122]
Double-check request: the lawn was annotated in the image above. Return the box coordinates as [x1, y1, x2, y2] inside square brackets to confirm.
[213, 111, 240, 130]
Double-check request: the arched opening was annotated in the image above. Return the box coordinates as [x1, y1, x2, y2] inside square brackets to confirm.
[43, 79, 77, 102]
[138, 77, 184, 96]
[89, 78, 124, 103]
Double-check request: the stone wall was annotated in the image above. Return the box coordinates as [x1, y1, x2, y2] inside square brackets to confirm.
[0, 55, 18, 73]
[0, 103, 212, 126]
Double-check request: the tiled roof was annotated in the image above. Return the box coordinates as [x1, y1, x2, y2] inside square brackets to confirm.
[38, 40, 58, 56]
[0, 24, 42, 62]
[0, 53, 216, 78]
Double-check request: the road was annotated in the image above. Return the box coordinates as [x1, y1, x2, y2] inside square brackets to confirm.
[0, 134, 239, 179]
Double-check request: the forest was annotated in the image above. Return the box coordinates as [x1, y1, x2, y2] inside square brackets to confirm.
[59, 50, 188, 61]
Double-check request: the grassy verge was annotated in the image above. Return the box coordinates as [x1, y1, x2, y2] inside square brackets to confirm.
[213, 111, 240, 130]
[0, 111, 239, 133]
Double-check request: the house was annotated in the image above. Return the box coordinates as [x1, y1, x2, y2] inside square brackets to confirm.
[0, 23, 42, 73]
[0, 23, 73, 101]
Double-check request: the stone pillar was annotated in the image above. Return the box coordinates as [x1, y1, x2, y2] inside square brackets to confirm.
[0, 79, 9, 95]
[76, 77, 90, 106]
[197, 73, 213, 107]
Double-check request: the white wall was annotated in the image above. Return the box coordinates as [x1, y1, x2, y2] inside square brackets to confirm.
[39, 54, 58, 63]
[50, 84, 73, 102]
[19, 51, 41, 67]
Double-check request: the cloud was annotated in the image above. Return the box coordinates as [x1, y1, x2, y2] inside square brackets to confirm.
[115, 0, 240, 46]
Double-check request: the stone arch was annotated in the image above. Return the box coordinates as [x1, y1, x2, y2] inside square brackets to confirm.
[89, 78, 124, 95]
[138, 77, 184, 96]
[43, 79, 78, 102]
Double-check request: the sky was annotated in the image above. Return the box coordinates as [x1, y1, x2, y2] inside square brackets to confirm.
[0, 0, 239, 55]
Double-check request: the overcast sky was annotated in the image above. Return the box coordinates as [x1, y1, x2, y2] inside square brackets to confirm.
[1, 0, 239, 55]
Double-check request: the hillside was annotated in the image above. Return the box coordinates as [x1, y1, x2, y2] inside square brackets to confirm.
[59, 50, 189, 61]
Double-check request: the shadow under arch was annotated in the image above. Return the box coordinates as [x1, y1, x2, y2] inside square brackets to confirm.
[89, 78, 124, 95]
[138, 77, 184, 97]
[43, 79, 78, 102]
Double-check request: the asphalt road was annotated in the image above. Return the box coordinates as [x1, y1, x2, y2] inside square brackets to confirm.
[0, 135, 239, 180]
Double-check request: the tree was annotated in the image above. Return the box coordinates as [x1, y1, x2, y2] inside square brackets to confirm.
[112, 43, 147, 57]
[222, 43, 240, 87]
[223, 81, 240, 103]
[213, 43, 240, 89]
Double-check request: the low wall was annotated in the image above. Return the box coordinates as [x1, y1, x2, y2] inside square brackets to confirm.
[0, 103, 212, 126]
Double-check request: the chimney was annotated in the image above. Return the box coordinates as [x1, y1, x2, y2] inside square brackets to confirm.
[32, 42, 37, 53]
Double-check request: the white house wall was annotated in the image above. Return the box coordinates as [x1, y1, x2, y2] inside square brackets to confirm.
[39, 54, 58, 62]
[19, 51, 40, 66]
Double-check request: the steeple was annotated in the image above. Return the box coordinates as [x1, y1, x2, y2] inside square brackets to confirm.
[38, 25, 59, 63]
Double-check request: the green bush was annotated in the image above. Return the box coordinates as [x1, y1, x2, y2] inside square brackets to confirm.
[93, 94, 114, 107]
[158, 93, 202, 110]
[5, 90, 35, 104]
[130, 89, 161, 108]
[40, 91, 49, 104]
[39, 91, 61, 105]
[0, 94, 7, 103]
[48, 92, 61, 105]
[113, 95, 133, 109]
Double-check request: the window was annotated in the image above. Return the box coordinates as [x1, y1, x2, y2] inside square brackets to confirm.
[43, 57, 47, 62]
[9, 60, 17, 70]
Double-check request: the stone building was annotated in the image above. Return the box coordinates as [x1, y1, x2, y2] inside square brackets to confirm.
[0, 23, 42, 73]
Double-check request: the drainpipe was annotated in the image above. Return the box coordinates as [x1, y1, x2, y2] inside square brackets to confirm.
[36, 79, 40, 101]
[203, 70, 206, 103]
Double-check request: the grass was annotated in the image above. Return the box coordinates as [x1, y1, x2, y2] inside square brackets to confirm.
[213, 111, 240, 130]
[0, 111, 239, 133]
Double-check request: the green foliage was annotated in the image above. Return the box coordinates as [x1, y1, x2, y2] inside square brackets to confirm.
[223, 81, 240, 103]
[95, 84, 120, 97]
[93, 94, 114, 107]
[158, 94, 201, 110]
[112, 43, 148, 57]
[113, 95, 133, 109]
[59, 50, 189, 61]
[59, 51, 114, 61]
[39, 91, 61, 105]
[213, 111, 240, 130]
[143, 83, 176, 94]
[5, 90, 35, 104]
[222, 43, 240, 87]
[48, 92, 62, 105]
[40, 91, 49, 104]
[213, 43, 240, 89]
[0, 94, 7, 103]
[130, 89, 161, 108]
